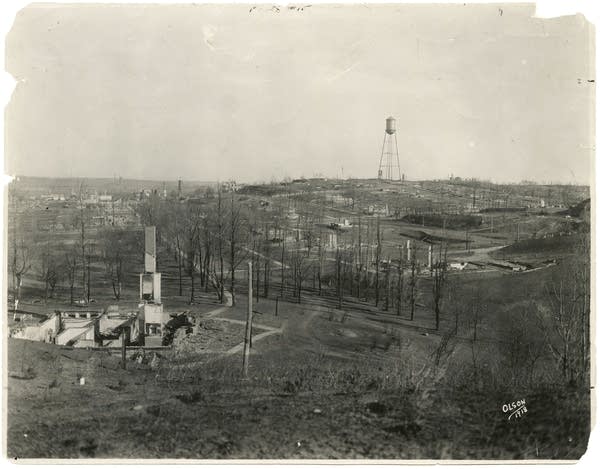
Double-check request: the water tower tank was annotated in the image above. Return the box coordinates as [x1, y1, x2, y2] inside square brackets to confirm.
[385, 116, 396, 135]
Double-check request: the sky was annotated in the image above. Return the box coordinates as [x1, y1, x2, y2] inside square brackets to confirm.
[4, 3, 595, 184]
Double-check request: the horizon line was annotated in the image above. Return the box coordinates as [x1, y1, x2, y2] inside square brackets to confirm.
[8, 173, 591, 187]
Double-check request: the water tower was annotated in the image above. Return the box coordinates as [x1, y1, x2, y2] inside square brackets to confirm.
[377, 116, 401, 181]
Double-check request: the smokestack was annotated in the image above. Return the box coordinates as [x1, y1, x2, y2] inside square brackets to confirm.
[144, 226, 156, 273]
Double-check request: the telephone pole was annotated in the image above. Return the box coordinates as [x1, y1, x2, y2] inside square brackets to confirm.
[242, 261, 253, 378]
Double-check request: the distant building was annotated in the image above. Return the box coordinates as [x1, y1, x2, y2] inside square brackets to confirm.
[91, 215, 106, 226]
[449, 262, 468, 271]
[365, 204, 389, 216]
[40, 194, 65, 201]
[222, 180, 240, 193]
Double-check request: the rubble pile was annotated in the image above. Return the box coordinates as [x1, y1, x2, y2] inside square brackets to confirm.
[171, 319, 245, 356]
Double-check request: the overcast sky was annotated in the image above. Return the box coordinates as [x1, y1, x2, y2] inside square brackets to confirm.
[4, 3, 595, 184]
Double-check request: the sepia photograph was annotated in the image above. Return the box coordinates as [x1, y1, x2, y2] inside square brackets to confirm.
[1, 1, 595, 461]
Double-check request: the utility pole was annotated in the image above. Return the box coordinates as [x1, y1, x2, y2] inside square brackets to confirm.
[255, 257, 260, 303]
[121, 329, 127, 370]
[86, 254, 91, 304]
[242, 261, 253, 378]
[396, 260, 403, 317]
[428, 245, 433, 272]
[280, 233, 285, 298]
[336, 247, 342, 309]
[385, 258, 391, 311]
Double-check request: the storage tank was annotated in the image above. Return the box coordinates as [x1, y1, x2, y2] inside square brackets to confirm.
[385, 116, 396, 135]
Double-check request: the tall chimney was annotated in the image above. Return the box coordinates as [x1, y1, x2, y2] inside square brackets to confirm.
[144, 226, 156, 273]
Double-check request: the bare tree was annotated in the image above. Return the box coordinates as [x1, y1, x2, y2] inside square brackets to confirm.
[262, 221, 272, 298]
[136, 190, 164, 231]
[289, 241, 310, 303]
[212, 185, 226, 303]
[374, 216, 382, 307]
[472, 299, 480, 342]
[356, 217, 363, 299]
[432, 326, 458, 368]
[577, 233, 591, 385]
[200, 214, 213, 292]
[536, 246, 590, 386]
[431, 243, 448, 331]
[183, 205, 203, 304]
[408, 254, 418, 321]
[166, 201, 185, 296]
[280, 227, 287, 298]
[74, 182, 90, 303]
[396, 258, 404, 316]
[9, 233, 32, 309]
[48, 265, 61, 299]
[63, 246, 78, 305]
[100, 227, 130, 301]
[40, 241, 60, 302]
[504, 307, 545, 387]
[316, 229, 326, 296]
[302, 213, 317, 257]
[227, 193, 248, 305]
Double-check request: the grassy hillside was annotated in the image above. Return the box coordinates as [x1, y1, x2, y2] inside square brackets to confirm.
[7, 333, 589, 459]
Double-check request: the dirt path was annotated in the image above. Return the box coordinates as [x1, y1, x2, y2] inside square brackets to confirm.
[244, 247, 290, 269]
[197, 300, 283, 359]
[223, 327, 283, 355]
[447, 244, 508, 263]
[205, 306, 230, 318]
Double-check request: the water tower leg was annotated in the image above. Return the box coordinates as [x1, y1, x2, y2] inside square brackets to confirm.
[378, 132, 387, 179]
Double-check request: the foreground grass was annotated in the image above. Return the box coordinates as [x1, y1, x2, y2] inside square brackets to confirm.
[6, 339, 589, 460]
